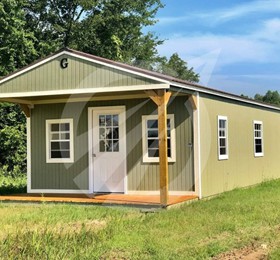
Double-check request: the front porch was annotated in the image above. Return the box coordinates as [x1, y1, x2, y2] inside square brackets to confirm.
[0, 193, 198, 208]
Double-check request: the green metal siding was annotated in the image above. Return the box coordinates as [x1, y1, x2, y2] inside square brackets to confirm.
[31, 96, 194, 191]
[0, 55, 160, 94]
[200, 94, 280, 197]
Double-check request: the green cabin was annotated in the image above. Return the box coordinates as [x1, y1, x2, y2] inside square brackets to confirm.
[0, 48, 280, 202]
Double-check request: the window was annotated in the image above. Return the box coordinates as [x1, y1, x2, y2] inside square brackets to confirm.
[254, 121, 263, 157]
[142, 114, 176, 163]
[46, 119, 74, 163]
[218, 116, 228, 160]
[98, 114, 119, 152]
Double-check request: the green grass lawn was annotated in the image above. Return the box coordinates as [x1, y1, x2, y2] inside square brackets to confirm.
[1, 180, 280, 259]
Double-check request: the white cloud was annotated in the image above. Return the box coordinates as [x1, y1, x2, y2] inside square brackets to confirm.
[158, 17, 280, 72]
[158, 0, 280, 26]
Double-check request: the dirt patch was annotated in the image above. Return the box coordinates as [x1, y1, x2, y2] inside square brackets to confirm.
[213, 244, 268, 260]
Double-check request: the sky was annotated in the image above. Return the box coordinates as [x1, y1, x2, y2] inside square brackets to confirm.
[151, 0, 280, 97]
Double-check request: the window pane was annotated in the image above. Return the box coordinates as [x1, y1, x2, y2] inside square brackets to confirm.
[112, 127, 119, 139]
[220, 138, 226, 147]
[99, 128, 105, 140]
[99, 140, 105, 152]
[148, 149, 159, 157]
[147, 120, 158, 129]
[255, 131, 259, 138]
[167, 130, 171, 137]
[51, 151, 70, 159]
[219, 120, 225, 128]
[51, 124, 59, 131]
[107, 140, 113, 152]
[99, 115, 105, 126]
[167, 148, 171, 157]
[60, 123, 69, 131]
[51, 142, 60, 150]
[220, 147, 226, 155]
[60, 133, 70, 140]
[148, 139, 159, 149]
[219, 130, 225, 137]
[148, 130, 158, 138]
[255, 139, 262, 145]
[256, 145, 262, 153]
[113, 115, 119, 126]
[167, 139, 171, 149]
[167, 119, 171, 128]
[106, 115, 112, 126]
[60, 141, 70, 150]
[106, 128, 112, 139]
[113, 140, 119, 152]
[51, 133, 60, 140]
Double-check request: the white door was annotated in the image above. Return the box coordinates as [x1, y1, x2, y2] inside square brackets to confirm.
[91, 107, 126, 193]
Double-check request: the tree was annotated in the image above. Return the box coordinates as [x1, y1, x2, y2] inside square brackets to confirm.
[0, 0, 36, 76]
[156, 53, 199, 82]
[24, 0, 164, 63]
[0, 103, 26, 175]
[254, 90, 280, 106]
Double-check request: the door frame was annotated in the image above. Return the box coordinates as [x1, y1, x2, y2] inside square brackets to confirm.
[88, 106, 127, 194]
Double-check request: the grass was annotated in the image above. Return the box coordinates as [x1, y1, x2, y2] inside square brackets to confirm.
[0, 179, 280, 259]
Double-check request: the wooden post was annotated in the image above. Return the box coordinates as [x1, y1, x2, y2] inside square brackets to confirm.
[20, 104, 31, 118]
[146, 90, 171, 206]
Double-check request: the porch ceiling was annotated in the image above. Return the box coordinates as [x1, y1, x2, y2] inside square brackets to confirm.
[0, 90, 190, 105]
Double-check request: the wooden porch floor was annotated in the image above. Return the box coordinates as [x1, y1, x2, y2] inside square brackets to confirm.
[0, 193, 198, 208]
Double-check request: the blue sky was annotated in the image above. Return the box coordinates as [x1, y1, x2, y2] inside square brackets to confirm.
[152, 0, 280, 96]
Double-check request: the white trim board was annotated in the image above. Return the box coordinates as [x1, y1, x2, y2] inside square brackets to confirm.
[27, 117, 31, 193]
[0, 84, 169, 99]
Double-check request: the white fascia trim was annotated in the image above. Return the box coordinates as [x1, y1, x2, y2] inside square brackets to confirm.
[197, 93, 202, 199]
[27, 117, 31, 193]
[0, 50, 169, 85]
[28, 189, 90, 194]
[0, 84, 169, 99]
[171, 82, 280, 112]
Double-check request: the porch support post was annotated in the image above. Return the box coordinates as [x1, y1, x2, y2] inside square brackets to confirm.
[146, 89, 171, 207]
[20, 104, 33, 118]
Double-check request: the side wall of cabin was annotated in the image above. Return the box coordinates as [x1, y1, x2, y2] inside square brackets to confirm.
[200, 94, 280, 197]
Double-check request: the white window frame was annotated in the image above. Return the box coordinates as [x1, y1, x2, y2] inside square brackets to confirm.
[46, 119, 74, 163]
[142, 114, 176, 163]
[253, 120, 264, 157]
[217, 115, 229, 160]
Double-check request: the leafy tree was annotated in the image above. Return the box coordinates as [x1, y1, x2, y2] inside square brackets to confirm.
[0, 0, 36, 76]
[24, 0, 164, 63]
[0, 103, 26, 175]
[155, 53, 199, 82]
[254, 90, 280, 106]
